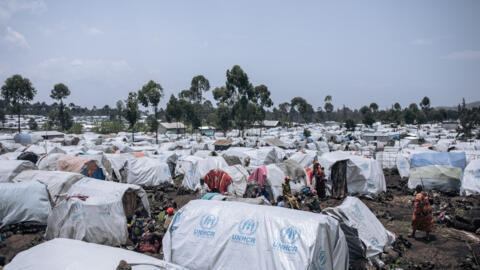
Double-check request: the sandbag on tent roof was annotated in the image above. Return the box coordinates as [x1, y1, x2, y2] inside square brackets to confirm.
[5, 238, 187, 270]
[0, 159, 36, 183]
[163, 200, 348, 270]
[408, 152, 466, 192]
[46, 177, 150, 246]
[461, 159, 480, 196]
[323, 196, 395, 259]
[182, 156, 228, 190]
[318, 151, 386, 196]
[0, 180, 52, 228]
[126, 157, 173, 186]
[57, 155, 106, 180]
[13, 170, 84, 203]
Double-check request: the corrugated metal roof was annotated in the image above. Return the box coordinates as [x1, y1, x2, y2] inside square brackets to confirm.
[160, 122, 185, 129]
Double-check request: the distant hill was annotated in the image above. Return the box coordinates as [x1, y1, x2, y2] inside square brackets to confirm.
[436, 101, 480, 110]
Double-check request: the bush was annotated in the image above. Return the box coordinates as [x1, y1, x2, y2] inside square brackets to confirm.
[303, 128, 311, 138]
[95, 120, 125, 134]
[344, 119, 355, 131]
[68, 122, 83, 134]
[28, 118, 38, 130]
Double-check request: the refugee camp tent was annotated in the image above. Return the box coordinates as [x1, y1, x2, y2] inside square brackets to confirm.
[318, 151, 386, 196]
[102, 153, 135, 182]
[0, 180, 52, 228]
[182, 156, 228, 190]
[222, 165, 249, 196]
[125, 157, 173, 186]
[408, 152, 466, 192]
[323, 197, 395, 259]
[36, 153, 66, 171]
[461, 159, 480, 196]
[175, 155, 203, 177]
[288, 150, 317, 168]
[57, 155, 106, 180]
[163, 200, 348, 270]
[4, 238, 186, 270]
[0, 159, 36, 183]
[261, 164, 306, 202]
[13, 133, 32, 144]
[46, 177, 150, 246]
[396, 149, 434, 178]
[223, 147, 286, 167]
[13, 170, 84, 203]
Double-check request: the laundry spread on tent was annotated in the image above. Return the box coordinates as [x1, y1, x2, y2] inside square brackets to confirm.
[203, 169, 232, 194]
[248, 165, 267, 186]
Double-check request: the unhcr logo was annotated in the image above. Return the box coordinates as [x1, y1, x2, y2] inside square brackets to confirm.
[273, 226, 301, 254]
[194, 215, 219, 238]
[231, 219, 258, 246]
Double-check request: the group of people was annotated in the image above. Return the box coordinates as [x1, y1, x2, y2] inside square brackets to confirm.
[126, 206, 176, 254]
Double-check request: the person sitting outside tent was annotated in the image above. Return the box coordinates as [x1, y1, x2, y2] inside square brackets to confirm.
[127, 210, 144, 244]
[282, 176, 300, 209]
[277, 196, 285, 207]
[310, 161, 326, 199]
[257, 185, 271, 201]
[194, 178, 209, 198]
[163, 207, 175, 231]
[409, 185, 434, 240]
[138, 224, 162, 253]
[244, 157, 251, 167]
[203, 169, 233, 194]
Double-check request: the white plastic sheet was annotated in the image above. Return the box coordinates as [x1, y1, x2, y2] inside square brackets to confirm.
[323, 196, 395, 258]
[461, 159, 480, 195]
[46, 177, 150, 246]
[5, 238, 187, 270]
[0, 160, 36, 183]
[126, 157, 173, 186]
[0, 180, 52, 228]
[222, 165, 249, 196]
[182, 156, 228, 190]
[163, 200, 348, 270]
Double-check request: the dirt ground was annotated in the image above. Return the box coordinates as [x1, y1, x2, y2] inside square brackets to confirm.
[2, 171, 480, 269]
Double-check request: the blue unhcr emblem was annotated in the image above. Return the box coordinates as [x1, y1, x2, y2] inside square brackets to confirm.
[200, 215, 218, 230]
[238, 219, 258, 235]
[280, 226, 300, 245]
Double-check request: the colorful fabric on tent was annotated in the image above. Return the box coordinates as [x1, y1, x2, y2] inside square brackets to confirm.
[203, 169, 232, 194]
[247, 165, 267, 186]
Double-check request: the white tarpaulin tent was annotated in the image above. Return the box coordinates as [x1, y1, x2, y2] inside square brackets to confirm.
[0, 160, 36, 183]
[318, 151, 386, 195]
[222, 165, 249, 196]
[175, 155, 203, 177]
[182, 156, 228, 190]
[13, 170, 84, 203]
[102, 153, 136, 182]
[408, 152, 466, 192]
[46, 177, 150, 246]
[461, 159, 480, 196]
[5, 238, 187, 270]
[264, 164, 306, 202]
[323, 196, 395, 258]
[126, 157, 173, 186]
[37, 153, 66, 171]
[0, 180, 52, 228]
[163, 200, 348, 270]
[288, 150, 317, 168]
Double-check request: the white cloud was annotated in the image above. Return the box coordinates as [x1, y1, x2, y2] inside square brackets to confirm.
[87, 27, 103, 36]
[445, 50, 480, 60]
[34, 57, 133, 85]
[0, 0, 46, 22]
[410, 38, 432, 46]
[4, 26, 29, 49]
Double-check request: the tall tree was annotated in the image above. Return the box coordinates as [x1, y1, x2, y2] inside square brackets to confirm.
[189, 75, 210, 103]
[138, 80, 163, 144]
[50, 83, 72, 131]
[369, 102, 379, 114]
[216, 104, 231, 136]
[165, 94, 184, 135]
[278, 102, 291, 126]
[116, 100, 124, 120]
[324, 95, 334, 120]
[1, 74, 36, 133]
[123, 92, 140, 142]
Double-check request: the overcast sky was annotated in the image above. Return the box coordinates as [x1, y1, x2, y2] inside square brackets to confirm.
[1, 0, 479, 110]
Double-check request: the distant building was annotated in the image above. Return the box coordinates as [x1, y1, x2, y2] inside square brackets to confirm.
[31, 131, 65, 140]
[199, 126, 216, 136]
[214, 139, 233, 151]
[252, 120, 280, 128]
[158, 122, 185, 134]
[442, 121, 458, 130]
